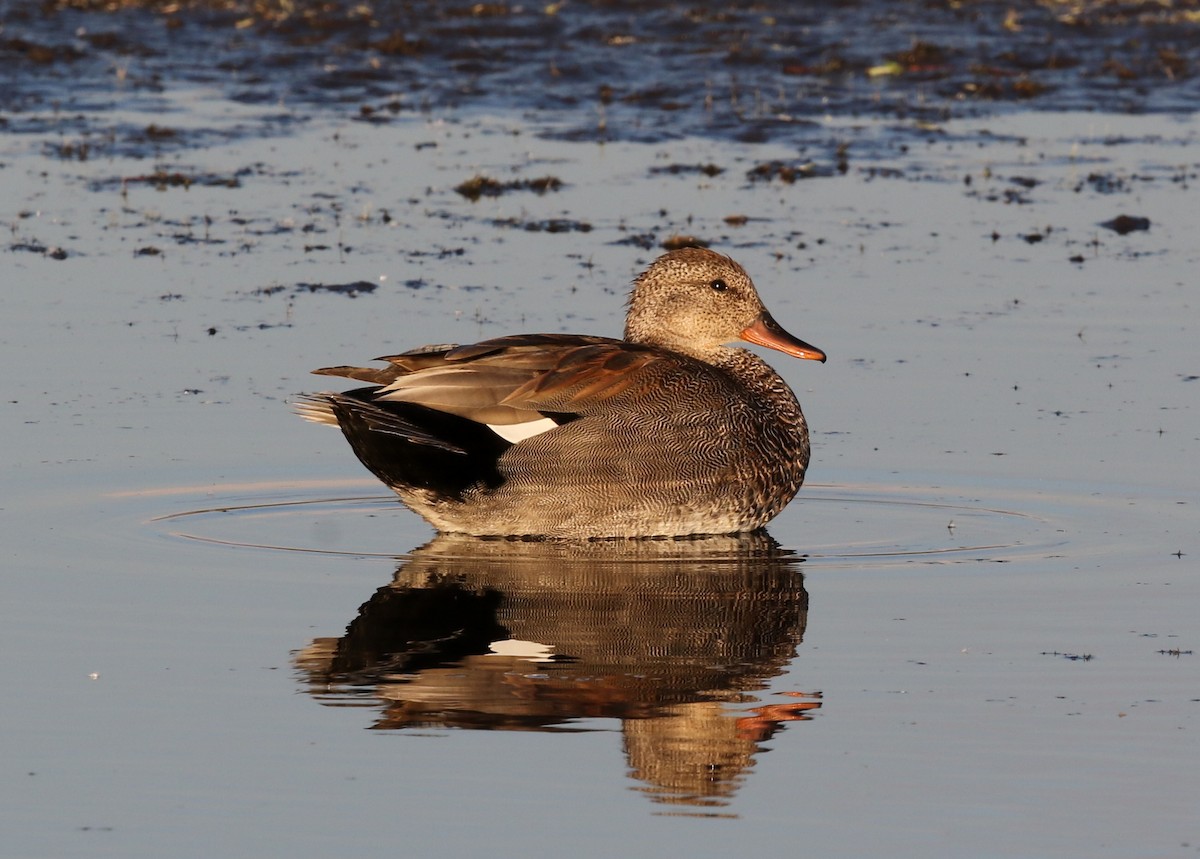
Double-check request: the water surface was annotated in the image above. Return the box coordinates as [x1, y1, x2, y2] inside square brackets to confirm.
[2, 3, 1198, 857]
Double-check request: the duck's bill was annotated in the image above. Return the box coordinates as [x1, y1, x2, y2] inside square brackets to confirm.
[741, 312, 827, 362]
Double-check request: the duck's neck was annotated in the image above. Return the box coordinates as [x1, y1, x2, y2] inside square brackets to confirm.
[719, 347, 806, 421]
[627, 333, 804, 419]
[625, 326, 730, 365]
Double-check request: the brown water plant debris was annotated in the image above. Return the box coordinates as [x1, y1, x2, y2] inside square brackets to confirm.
[1100, 214, 1150, 234]
[454, 175, 564, 201]
[661, 235, 709, 250]
[295, 281, 377, 297]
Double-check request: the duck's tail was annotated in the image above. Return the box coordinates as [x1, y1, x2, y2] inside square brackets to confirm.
[294, 390, 509, 499]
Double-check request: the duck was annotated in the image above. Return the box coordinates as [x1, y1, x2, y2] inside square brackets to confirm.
[296, 247, 825, 539]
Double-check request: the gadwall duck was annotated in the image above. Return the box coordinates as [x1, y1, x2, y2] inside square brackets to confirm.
[297, 248, 825, 538]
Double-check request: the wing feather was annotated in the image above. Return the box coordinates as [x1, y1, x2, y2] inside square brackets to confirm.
[311, 335, 707, 428]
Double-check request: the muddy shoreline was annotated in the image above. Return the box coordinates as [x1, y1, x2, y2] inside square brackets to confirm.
[5, 0, 1200, 150]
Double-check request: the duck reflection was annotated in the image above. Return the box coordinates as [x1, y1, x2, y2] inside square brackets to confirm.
[294, 532, 819, 809]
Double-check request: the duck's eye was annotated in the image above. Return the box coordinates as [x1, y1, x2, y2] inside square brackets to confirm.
[710, 278, 728, 292]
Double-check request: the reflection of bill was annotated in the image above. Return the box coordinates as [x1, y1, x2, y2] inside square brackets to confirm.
[294, 532, 819, 809]
[734, 694, 825, 742]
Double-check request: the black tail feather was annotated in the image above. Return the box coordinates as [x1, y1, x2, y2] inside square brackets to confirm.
[313, 389, 510, 500]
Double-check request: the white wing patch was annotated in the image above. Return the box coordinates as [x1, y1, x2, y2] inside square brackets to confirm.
[487, 417, 558, 443]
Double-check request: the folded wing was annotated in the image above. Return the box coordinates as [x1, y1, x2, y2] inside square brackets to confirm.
[312, 334, 676, 431]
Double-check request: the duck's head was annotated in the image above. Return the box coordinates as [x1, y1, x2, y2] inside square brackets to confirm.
[624, 247, 826, 364]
